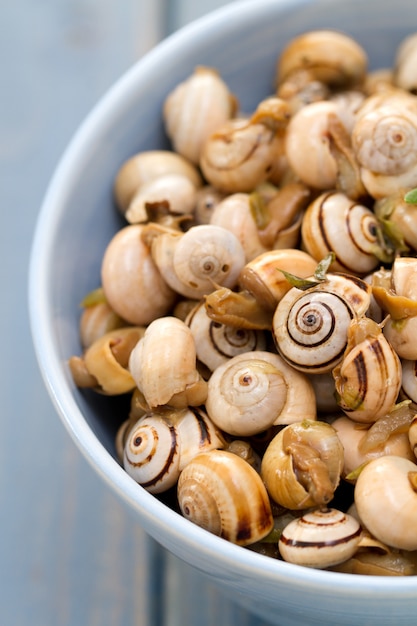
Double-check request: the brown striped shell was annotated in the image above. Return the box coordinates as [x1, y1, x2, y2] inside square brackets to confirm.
[272, 273, 371, 374]
[177, 449, 274, 546]
[279, 508, 362, 569]
[333, 316, 402, 423]
[123, 407, 225, 494]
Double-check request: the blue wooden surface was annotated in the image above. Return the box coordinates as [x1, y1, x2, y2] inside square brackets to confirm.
[0, 1, 271, 624]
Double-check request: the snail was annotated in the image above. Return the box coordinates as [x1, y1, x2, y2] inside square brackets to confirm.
[278, 508, 362, 569]
[200, 97, 290, 193]
[143, 223, 246, 300]
[68, 326, 144, 395]
[113, 149, 202, 214]
[163, 66, 237, 164]
[101, 224, 177, 326]
[285, 95, 366, 199]
[394, 32, 417, 93]
[351, 90, 417, 198]
[354, 455, 417, 550]
[333, 316, 402, 423]
[129, 316, 208, 409]
[185, 301, 267, 372]
[205, 351, 316, 436]
[301, 191, 390, 275]
[276, 30, 368, 92]
[209, 192, 269, 262]
[77, 288, 126, 349]
[272, 272, 371, 374]
[124, 173, 197, 224]
[261, 420, 344, 510]
[332, 412, 415, 479]
[123, 406, 226, 494]
[177, 449, 274, 546]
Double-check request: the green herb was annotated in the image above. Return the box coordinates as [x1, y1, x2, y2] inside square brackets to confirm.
[404, 188, 417, 204]
[277, 251, 335, 290]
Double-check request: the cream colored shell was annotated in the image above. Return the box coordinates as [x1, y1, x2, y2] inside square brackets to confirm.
[149, 224, 246, 299]
[101, 224, 177, 326]
[205, 350, 316, 436]
[163, 66, 235, 164]
[128, 316, 207, 409]
[354, 455, 417, 550]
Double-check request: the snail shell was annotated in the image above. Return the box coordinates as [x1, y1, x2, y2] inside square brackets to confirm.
[272, 273, 371, 374]
[277, 30, 367, 89]
[125, 174, 197, 224]
[333, 316, 402, 423]
[101, 224, 177, 326]
[354, 455, 417, 550]
[285, 100, 349, 190]
[114, 150, 202, 214]
[177, 449, 274, 546]
[332, 415, 415, 478]
[186, 301, 267, 372]
[69, 326, 145, 395]
[149, 224, 246, 299]
[279, 508, 362, 569]
[239, 248, 318, 311]
[129, 316, 208, 409]
[394, 32, 417, 93]
[205, 351, 316, 436]
[200, 98, 290, 193]
[209, 192, 269, 262]
[123, 407, 226, 494]
[163, 66, 236, 164]
[301, 191, 383, 275]
[352, 92, 417, 197]
[261, 420, 344, 510]
[79, 298, 125, 349]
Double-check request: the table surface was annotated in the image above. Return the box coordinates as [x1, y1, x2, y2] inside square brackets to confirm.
[0, 1, 274, 624]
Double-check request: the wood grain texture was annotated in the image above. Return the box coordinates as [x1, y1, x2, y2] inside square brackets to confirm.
[1, 0, 273, 624]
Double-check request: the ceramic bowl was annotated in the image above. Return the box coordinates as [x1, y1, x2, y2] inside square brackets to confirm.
[29, 1, 417, 624]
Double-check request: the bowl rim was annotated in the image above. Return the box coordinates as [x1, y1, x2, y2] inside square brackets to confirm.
[28, 0, 417, 595]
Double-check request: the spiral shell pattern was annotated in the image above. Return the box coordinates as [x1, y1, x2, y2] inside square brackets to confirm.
[177, 450, 274, 546]
[205, 351, 316, 436]
[273, 289, 354, 374]
[124, 414, 181, 494]
[352, 107, 417, 176]
[151, 224, 246, 299]
[301, 191, 382, 275]
[123, 408, 225, 494]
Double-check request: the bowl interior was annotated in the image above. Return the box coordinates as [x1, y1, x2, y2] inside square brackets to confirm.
[29, 0, 417, 624]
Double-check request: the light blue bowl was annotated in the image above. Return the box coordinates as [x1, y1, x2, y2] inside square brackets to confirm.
[29, 1, 417, 624]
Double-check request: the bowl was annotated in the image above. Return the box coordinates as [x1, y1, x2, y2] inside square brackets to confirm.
[29, 0, 417, 624]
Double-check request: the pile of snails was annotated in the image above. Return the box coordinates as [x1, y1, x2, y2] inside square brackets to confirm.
[69, 29, 417, 575]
